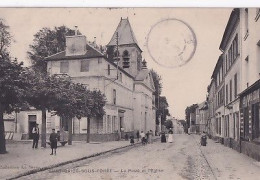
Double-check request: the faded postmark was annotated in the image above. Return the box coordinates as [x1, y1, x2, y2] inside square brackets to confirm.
[146, 18, 197, 68]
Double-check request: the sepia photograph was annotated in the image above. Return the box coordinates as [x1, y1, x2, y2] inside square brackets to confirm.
[1, 7, 260, 179]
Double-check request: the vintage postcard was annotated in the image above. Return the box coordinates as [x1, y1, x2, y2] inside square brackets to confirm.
[1, 7, 260, 179]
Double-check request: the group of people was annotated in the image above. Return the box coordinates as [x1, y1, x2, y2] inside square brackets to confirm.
[31, 124, 59, 155]
[160, 128, 174, 143]
[139, 130, 153, 145]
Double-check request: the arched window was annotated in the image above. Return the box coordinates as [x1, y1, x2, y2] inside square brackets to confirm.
[123, 50, 129, 57]
[122, 50, 130, 68]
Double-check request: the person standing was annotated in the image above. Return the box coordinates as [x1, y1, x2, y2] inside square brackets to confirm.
[32, 124, 39, 149]
[149, 130, 153, 144]
[140, 131, 146, 145]
[130, 134, 135, 145]
[50, 129, 58, 155]
[136, 130, 140, 142]
[146, 131, 150, 144]
[161, 132, 166, 143]
[168, 128, 173, 143]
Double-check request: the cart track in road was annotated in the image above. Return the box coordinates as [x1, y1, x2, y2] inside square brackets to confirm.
[7, 141, 148, 180]
[192, 135, 217, 180]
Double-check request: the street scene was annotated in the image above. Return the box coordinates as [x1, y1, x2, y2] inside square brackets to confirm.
[1, 8, 260, 179]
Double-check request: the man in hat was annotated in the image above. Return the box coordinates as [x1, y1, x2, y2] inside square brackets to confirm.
[32, 123, 40, 149]
[50, 129, 58, 155]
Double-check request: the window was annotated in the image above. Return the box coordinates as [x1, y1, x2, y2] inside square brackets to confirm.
[112, 116, 116, 132]
[108, 64, 111, 75]
[226, 84, 229, 104]
[234, 74, 238, 98]
[113, 89, 116, 105]
[225, 55, 228, 73]
[118, 72, 122, 82]
[107, 115, 111, 133]
[60, 61, 69, 73]
[245, 8, 249, 39]
[80, 60, 89, 72]
[230, 80, 232, 102]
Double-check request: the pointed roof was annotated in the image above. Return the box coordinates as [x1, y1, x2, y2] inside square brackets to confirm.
[107, 18, 140, 50]
[135, 69, 155, 92]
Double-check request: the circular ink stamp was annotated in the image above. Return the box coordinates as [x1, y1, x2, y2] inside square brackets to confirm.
[146, 18, 197, 68]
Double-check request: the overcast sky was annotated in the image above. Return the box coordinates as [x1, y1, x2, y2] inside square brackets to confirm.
[1, 8, 232, 119]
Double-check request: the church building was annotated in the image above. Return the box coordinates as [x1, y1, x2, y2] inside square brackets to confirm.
[13, 18, 156, 141]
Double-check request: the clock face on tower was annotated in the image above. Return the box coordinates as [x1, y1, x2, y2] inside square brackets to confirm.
[147, 18, 197, 68]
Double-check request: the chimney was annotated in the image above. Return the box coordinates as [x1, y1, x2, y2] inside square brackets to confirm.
[75, 26, 78, 35]
[65, 27, 87, 56]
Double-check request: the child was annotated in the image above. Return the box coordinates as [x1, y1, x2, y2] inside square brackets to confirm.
[130, 134, 134, 145]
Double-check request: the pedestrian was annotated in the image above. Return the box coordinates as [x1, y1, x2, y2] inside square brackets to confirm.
[136, 130, 140, 142]
[32, 123, 40, 149]
[146, 131, 150, 144]
[124, 133, 129, 141]
[130, 134, 134, 145]
[161, 132, 166, 143]
[148, 130, 153, 144]
[140, 131, 146, 145]
[200, 131, 207, 146]
[168, 128, 173, 143]
[50, 129, 58, 155]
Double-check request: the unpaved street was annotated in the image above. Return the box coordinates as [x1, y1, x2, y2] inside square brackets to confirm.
[18, 133, 260, 180]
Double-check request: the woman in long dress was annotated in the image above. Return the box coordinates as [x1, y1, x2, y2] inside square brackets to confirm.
[161, 132, 166, 143]
[168, 128, 173, 143]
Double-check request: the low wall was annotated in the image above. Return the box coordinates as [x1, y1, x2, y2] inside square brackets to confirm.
[72, 133, 120, 142]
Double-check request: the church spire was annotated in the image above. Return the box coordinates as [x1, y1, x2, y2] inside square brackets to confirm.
[107, 18, 140, 49]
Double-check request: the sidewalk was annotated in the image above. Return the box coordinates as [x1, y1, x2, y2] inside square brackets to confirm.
[0, 140, 132, 179]
[192, 134, 260, 180]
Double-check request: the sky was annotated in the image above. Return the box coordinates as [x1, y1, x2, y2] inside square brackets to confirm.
[0, 8, 232, 119]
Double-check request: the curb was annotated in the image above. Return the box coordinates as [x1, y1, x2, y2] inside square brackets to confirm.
[6, 142, 143, 180]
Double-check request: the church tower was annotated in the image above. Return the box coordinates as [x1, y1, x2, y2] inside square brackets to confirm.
[107, 18, 142, 77]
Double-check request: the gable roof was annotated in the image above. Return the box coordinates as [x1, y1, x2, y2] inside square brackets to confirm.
[45, 44, 104, 61]
[135, 69, 150, 81]
[135, 69, 155, 92]
[107, 18, 140, 49]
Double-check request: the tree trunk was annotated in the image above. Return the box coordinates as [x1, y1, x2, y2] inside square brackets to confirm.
[68, 117, 72, 145]
[86, 117, 90, 143]
[0, 105, 7, 154]
[41, 108, 46, 148]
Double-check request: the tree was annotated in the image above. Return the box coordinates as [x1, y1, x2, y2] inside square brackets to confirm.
[27, 26, 76, 74]
[159, 96, 170, 126]
[185, 104, 198, 128]
[150, 69, 163, 125]
[0, 19, 12, 58]
[24, 72, 106, 146]
[0, 19, 29, 154]
[164, 120, 173, 129]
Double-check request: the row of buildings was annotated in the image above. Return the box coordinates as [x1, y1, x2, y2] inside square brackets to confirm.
[189, 8, 260, 161]
[4, 18, 157, 141]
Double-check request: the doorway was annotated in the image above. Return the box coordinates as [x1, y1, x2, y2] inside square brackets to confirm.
[28, 115, 37, 139]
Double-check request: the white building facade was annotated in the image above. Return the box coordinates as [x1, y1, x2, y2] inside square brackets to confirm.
[11, 18, 156, 141]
